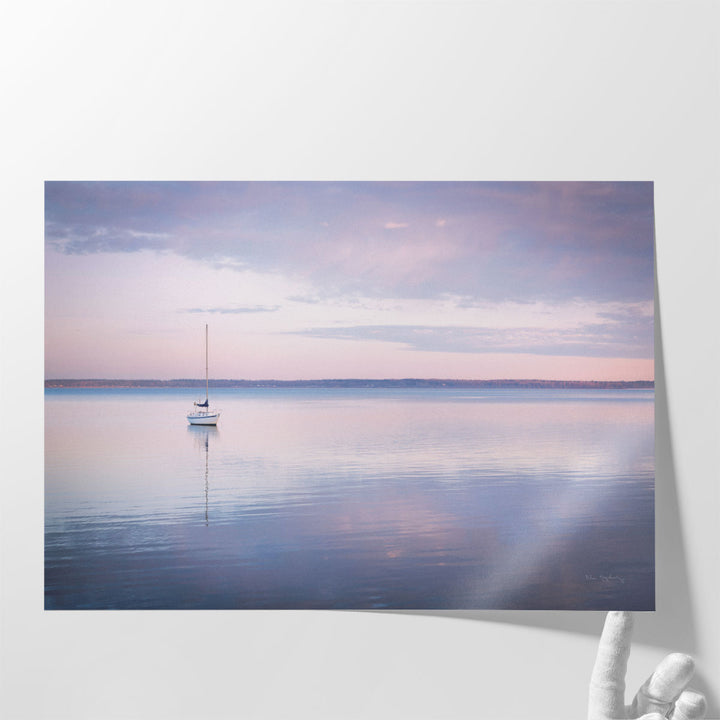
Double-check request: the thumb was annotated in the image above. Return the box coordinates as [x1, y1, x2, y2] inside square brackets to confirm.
[636, 715, 666, 720]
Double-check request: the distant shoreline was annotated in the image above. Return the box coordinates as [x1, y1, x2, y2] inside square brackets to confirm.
[45, 378, 654, 390]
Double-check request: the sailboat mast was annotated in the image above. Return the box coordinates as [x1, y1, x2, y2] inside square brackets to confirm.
[205, 323, 209, 403]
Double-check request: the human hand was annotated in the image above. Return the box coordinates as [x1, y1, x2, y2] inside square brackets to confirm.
[589, 611, 706, 720]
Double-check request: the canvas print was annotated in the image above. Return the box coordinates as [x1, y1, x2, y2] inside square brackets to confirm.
[44, 181, 655, 610]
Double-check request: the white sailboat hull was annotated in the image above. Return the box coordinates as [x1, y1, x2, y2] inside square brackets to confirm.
[187, 410, 221, 426]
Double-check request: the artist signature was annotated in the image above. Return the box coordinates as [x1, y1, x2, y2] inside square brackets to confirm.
[585, 574, 625, 584]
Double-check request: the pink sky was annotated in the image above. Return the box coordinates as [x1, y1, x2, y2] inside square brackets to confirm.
[45, 182, 654, 381]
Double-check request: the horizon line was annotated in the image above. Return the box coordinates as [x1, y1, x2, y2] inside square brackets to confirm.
[45, 377, 655, 386]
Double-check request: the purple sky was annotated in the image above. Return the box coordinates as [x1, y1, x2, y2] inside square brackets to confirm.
[45, 181, 654, 380]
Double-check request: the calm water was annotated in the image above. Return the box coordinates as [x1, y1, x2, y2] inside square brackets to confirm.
[45, 387, 654, 610]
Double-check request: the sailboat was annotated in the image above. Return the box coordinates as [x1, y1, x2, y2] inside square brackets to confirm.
[187, 324, 221, 426]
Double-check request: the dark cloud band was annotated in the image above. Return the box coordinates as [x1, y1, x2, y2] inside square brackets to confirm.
[290, 321, 653, 359]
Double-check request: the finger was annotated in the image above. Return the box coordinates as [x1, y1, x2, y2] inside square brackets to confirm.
[631, 654, 695, 717]
[671, 690, 707, 720]
[637, 714, 666, 720]
[589, 612, 634, 720]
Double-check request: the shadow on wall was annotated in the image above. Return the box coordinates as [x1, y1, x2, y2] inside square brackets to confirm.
[388, 254, 717, 715]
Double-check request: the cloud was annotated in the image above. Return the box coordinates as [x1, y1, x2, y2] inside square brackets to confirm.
[182, 305, 280, 314]
[286, 295, 321, 304]
[290, 317, 653, 359]
[45, 181, 655, 306]
[46, 222, 172, 254]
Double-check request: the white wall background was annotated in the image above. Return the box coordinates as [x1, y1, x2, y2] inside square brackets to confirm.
[1, 2, 717, 718]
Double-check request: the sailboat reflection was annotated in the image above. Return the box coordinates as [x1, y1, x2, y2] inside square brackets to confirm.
[187, 425, 218, 525]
